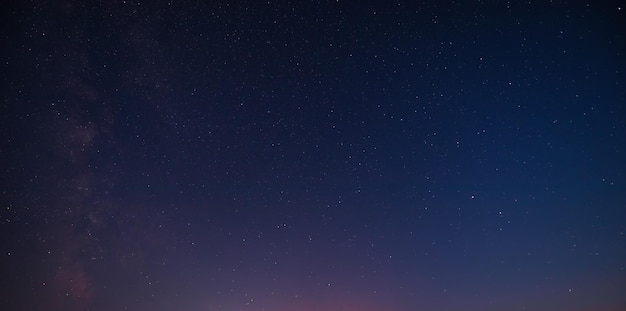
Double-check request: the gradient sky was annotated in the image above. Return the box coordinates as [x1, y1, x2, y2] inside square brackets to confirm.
[1, 1, 625, 310]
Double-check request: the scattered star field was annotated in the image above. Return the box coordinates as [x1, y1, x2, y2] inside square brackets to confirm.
[1, 1, 625, 310]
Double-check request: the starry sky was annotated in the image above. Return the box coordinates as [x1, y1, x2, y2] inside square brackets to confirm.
[1, 1, 626, 310]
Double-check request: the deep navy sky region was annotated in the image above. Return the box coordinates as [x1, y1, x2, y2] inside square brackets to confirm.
[1, 1, 625, 310]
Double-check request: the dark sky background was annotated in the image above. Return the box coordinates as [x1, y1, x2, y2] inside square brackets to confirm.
[1, 1, 625, 310]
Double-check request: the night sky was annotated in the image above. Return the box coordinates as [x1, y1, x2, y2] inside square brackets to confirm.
[1, 1, 626, 310]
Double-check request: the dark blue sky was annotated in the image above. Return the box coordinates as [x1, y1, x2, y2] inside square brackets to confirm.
[1, 1, 625, 310]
